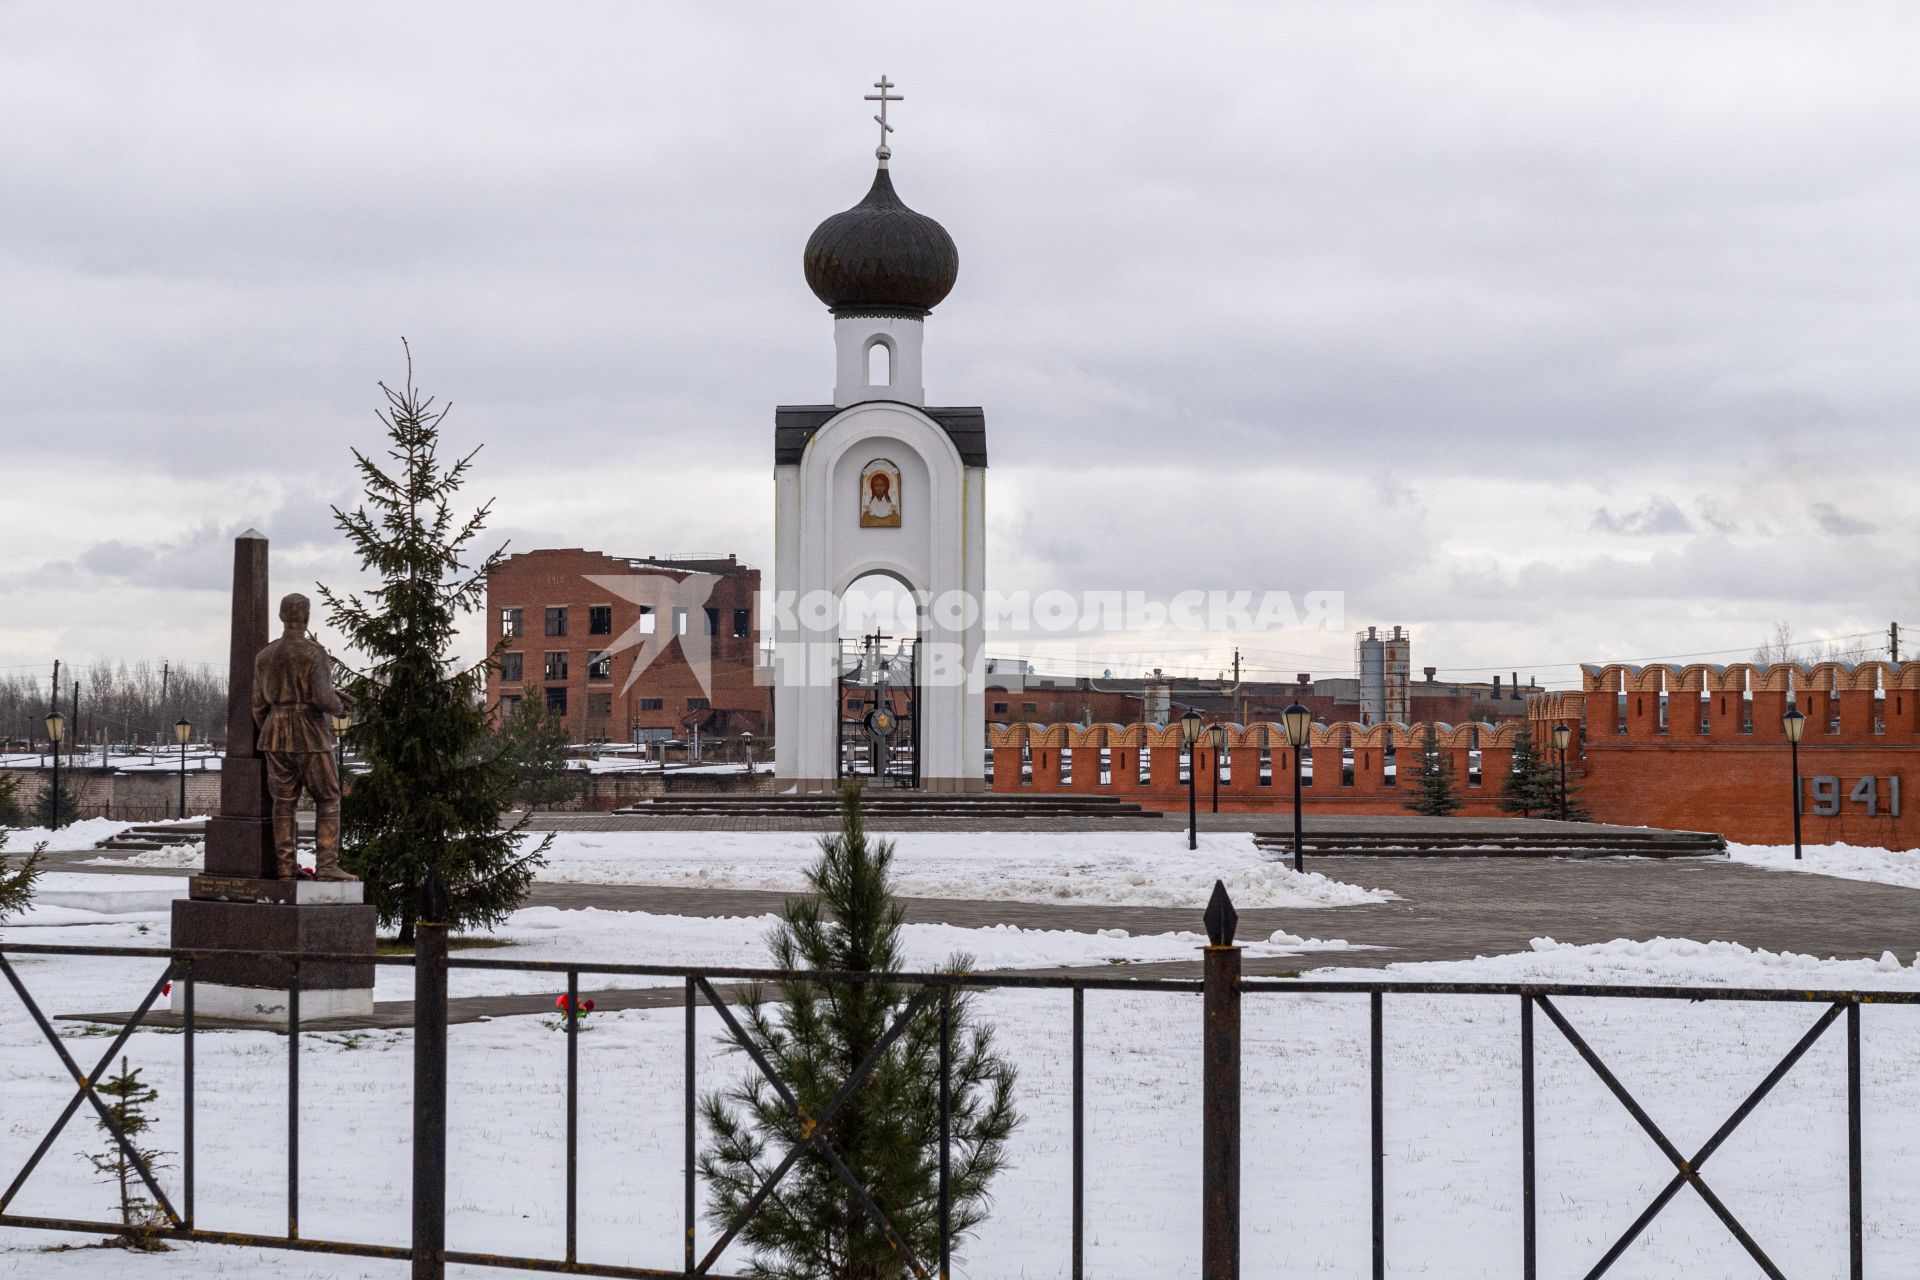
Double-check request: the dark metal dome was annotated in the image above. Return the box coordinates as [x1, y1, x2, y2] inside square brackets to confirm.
[804, 166, 958, 317]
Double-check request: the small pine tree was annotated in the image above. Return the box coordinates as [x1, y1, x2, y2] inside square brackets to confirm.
[1501, 725, 1552, 818]
[319, 343, 549, 944]
[1503, 725, 1590, 821]
[0, 822, 43, 923]
[1404, 723, 1463, 816]
[0, 773, 25, 827]
[83, 1057, 170, 1250]
[497, 692, 580, 810]
[32, 769, 81, 829]
[700, 783, 1018, 1280]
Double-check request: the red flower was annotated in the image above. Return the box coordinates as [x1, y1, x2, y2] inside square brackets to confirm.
[581, 999, 595, 1014]
[162, 981, 173, 997]
[555, 994, 569, 1010]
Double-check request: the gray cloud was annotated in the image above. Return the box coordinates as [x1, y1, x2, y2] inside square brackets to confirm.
[1590, 496, 1692, 536]
[1811, 502, 1876, 537]
[2, 2, 1916, 678]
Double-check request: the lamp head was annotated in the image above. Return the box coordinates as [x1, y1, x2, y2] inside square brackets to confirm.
[1207, 723, 1228, 751]
[43, 710, 64, 744]
[1552, 723, 1572, 751]
[1178, 708, 1203, 745]
[328, 709, 352, 734]
[1281, 702, 1313, 748]
[174, 717, 192, 746]
[1782, 707, 1806, 743]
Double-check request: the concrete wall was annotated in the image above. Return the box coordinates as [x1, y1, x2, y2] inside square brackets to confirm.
[5, 766, 222, 821]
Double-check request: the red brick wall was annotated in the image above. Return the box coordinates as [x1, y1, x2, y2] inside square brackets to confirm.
[986, 688, 1920, 847]
[986, 724, 1517, 817]
[1530, 660, 1920, 849]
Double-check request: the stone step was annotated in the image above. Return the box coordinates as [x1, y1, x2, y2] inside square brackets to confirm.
[1252, 832, 1725, 859]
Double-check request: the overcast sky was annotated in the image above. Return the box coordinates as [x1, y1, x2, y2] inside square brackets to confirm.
[2, 1, 1914, 693]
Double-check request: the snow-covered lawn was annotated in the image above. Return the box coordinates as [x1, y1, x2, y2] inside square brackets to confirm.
[102, 830, 1393, 910]
[526, 830, 1389, 910]
[2, 914, 1919, 1278]
[1732, 840, 1920, 890]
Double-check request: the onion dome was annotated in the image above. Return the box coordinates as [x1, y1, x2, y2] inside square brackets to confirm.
[803, 165, 959, 317]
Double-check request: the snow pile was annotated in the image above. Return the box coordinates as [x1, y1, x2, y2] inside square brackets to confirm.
[395, 906, 1362, 1001]
[1730, 840, 1920, 889]
[530, 830, 1391, 909]
[1319, 933, 1920, 990]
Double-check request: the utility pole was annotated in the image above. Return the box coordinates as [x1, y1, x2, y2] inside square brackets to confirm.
[1892, 622, 1902, 663]
[1233, 647, 1242, 723]
[70, 681, 80, 775]
[48, 660, 60, 767]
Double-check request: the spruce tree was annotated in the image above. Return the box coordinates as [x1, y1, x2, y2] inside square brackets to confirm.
[0, 773, 25, 827]
[700, 783, 1018, 1279]
[83, 1056, 170, 1249]
[0, 821, 42, 923]
[319, 343, 549, 944]
[32, 769, 81, 830]
[496, 691, 579, 810]
[1404, 722, 1464, 816]
[1501, 725, 1568, 818]
[1499, 726, 1593, 821]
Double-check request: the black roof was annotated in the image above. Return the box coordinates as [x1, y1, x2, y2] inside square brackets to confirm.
[775, 404, 987, 468]
[803, 166, 958, 317]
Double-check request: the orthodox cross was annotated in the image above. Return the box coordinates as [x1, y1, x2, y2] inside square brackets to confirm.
[865, 75, 901, 156]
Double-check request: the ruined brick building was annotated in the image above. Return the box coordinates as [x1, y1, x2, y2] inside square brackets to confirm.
[483, 549, 769, 745]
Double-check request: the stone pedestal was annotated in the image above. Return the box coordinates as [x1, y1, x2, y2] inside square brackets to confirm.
[170, 879, 376, 1025]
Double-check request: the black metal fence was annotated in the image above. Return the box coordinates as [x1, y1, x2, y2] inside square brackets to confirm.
[0, 893, 1912, 1279]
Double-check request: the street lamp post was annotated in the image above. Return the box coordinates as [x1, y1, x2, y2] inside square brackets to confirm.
[1783, 707, 1806, 861]
[1551, 723, 1572, 822]
[1282, 703, 1312, 874]
[43, 710, 65, 830]
[1179, 709, 1203, 851]
[1206, 723, 1227, 814]
[329, 708, 353, 786]
[173, 718, 192, 819]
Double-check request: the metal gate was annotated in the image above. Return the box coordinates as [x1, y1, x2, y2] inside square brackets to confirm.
[837, 633, 918, 788]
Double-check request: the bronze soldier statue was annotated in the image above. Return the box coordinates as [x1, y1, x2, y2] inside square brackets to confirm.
[252, 592, 355, 881]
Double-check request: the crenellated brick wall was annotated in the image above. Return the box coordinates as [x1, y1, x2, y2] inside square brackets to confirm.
[1524, 661, 1920, 849]
[987, 720, 1521, 818]
[985, 660, 1920, 848]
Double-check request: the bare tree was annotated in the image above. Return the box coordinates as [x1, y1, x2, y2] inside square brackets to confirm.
[0, 662, 227, 748]
[1752, 623, 1878, 666]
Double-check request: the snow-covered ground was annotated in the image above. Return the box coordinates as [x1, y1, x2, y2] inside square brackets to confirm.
[1732, 840, 1920, 890]
[101, 830, 1393, 910]
[2, 911, 1916, 1279]
[501, 830, 1390, 910]
[1, 903, 1362, 1002]
[0, 750, 221, 773]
